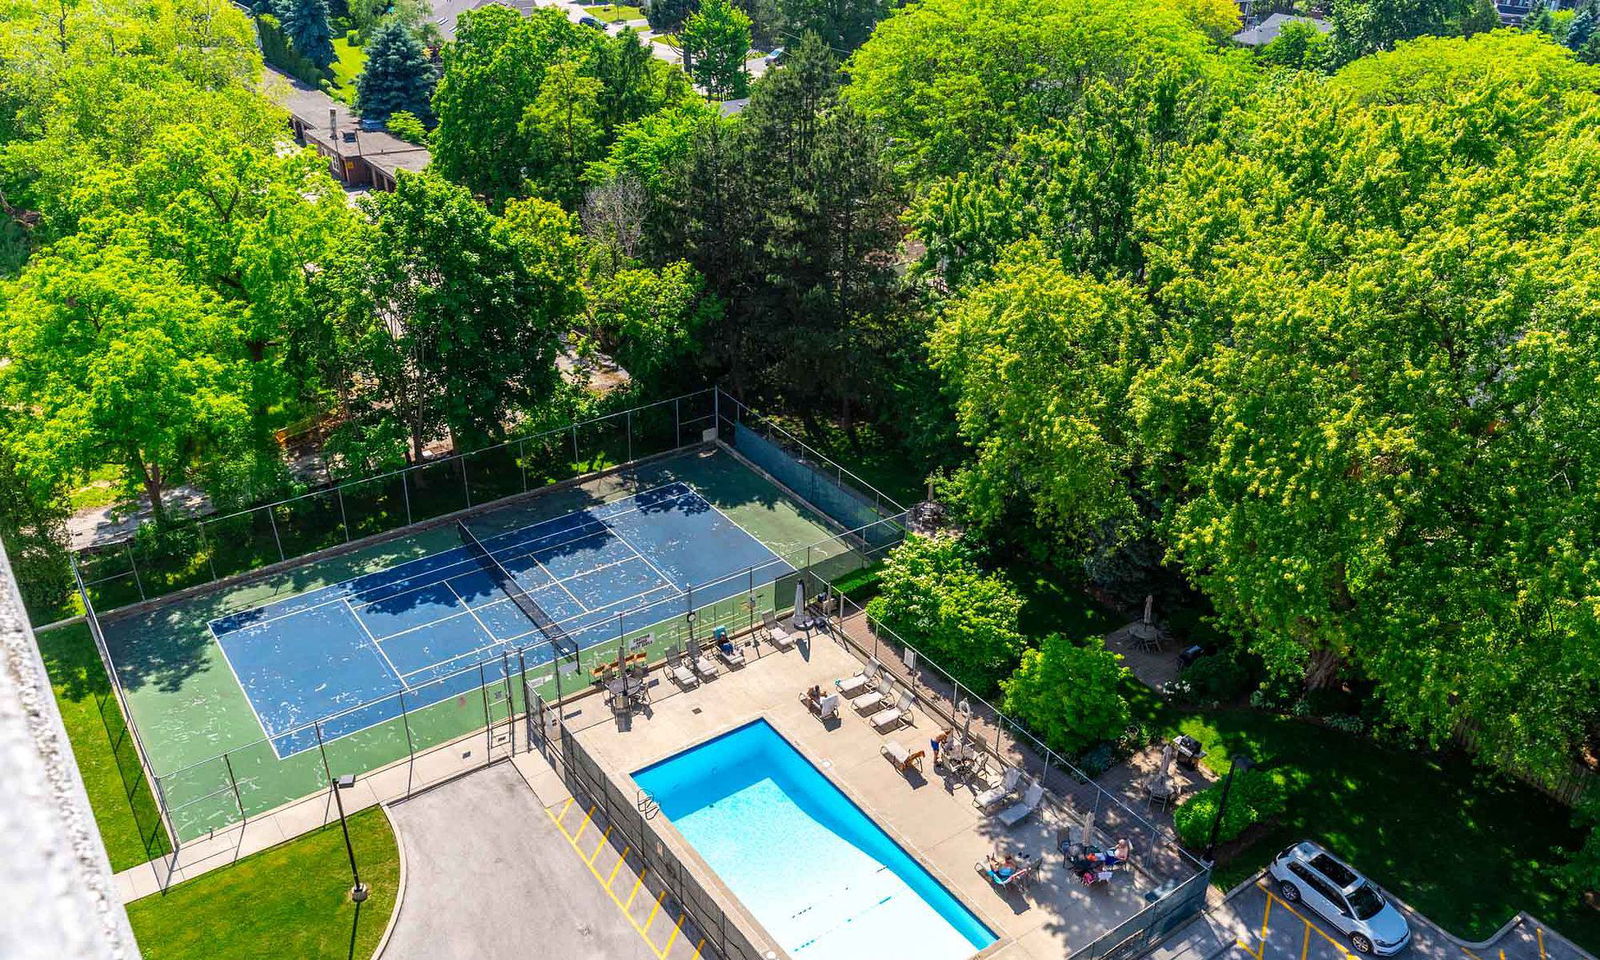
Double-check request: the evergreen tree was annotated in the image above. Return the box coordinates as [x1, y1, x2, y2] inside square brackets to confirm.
[283, 0, 336, 71]
[1582, 26, 1600, 60]
[680, 0, 751, 99]
[645, 0, 697, 32]
[356, 19, 436, 122]
[779, 0, 887, 52]
[1567, 4, 1595, 47]
[1459, 0, 1502, 35]
[1522, 0, 1552, 34]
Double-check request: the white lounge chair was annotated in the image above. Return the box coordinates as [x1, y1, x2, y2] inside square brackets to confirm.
[870, 691, 915, 729]
[975, 767, 1022, 811]
[836, 660, 880, 697]
[880, 739, 924, 772]
[763, 611, 797, 650]
[817, 693, 840, 720]
[693, 651, 719, 679]
[716, 642, 746, 667]
[671, 658, 700, 688]
[851, 680, 893, 713]
[996, 783, 1045, 828]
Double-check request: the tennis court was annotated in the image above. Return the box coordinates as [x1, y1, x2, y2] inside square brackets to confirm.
[211, 482, 793, 759]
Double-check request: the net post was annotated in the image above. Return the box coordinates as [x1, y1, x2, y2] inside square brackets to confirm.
[198, 521, 218, 582]
[571, 425, 579, 467]
[125, 540, 146, 601]
[222, 752, 245, 821]
[397, 688, 416, 766]
[337, 487, 351, 543]
[266, 506, 286, 563]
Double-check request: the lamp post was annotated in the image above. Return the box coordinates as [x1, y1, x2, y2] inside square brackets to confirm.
[332, 774, 368, 903]
[1203, 753, 1253, 863]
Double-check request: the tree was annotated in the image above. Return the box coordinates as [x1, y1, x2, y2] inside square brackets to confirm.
[282, 0, 337, 72]
[523, 58, 606, 207]
[1000, 634, 1131, 756]
[681, 0, 751, 99]
[1154, 0, 1241, 41]
[1458, 0, 1502, 36]
[0, 237, 253, 522]
[1522, 0, 1553, 34]
[386, 110, 429, 144]
[356, 19, 436, 122]
[583, 262, 719, 390]
[594, 29, 692, 136]
[585, 99, 721, 194]
[1322, 0, 1473, 66]
[778, 0, 888, 52]
[1568, 6, 1596, 48]
[645, 0, 697, 33]
[331, 172, 583, 459]
[1259, 19, 1329, 66]
[430, 6, 602, 204]
[866, 534, 1025, 692]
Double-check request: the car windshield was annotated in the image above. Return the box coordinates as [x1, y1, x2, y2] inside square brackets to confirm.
[1348, 883, 1385, 920]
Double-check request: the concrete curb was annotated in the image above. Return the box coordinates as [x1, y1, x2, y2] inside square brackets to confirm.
[372, 801, 407, 960]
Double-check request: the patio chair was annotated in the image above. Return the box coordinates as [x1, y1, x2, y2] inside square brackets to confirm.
[669, 649, 700, 688]
[836, 659, 879, 697]
[716, 639, 746, 668]
[974, 767, 1022, 811]
[870, 691, 915, 730]
[880, 739, 925, 773]
[851, 680, 893, 713]
[816, 693, 840, 720]
[996, 783, 1046, 828]
[763, 611, 797, 650]
[693, 649, 719, 679]
[975, 855, 1037, 890]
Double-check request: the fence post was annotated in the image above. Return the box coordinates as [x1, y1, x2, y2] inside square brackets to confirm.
[337, 487, 351, 543]
[462, 455, 473, 507]
[518, 437, 528, 493]
[713, 386, 720, 434]
[312, 721, 333, 787]
[480, 663, 493, 766]
[198, 521, 219, 583]
[571, 425, 580, 468]
[674, 397, 681, 449]
[266, 506, 286, 563]
[397, 689, 416, 766]
[402, 470, 413, 525]
[125, 540, 146, 601]
[626, 410, 634, 463]
[222, 753, 246, 820]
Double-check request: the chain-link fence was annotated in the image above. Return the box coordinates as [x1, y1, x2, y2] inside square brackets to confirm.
[75, 391, 721, 614]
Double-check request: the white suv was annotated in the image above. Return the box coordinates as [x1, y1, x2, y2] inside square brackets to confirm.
[1268, 842, 1411, 955]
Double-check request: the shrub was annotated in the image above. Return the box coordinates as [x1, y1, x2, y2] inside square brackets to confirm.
[1561, 796, 1600, 897]
[1179, 647, 1259, 704]
[1001, 633, 1131, 756]
[867, 533, 1024, 693]
[385, 110, 429, 145]
[1173, 769, 1287, 851]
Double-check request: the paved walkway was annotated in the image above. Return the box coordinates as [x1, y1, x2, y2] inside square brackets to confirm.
[380, 761, 660, 960]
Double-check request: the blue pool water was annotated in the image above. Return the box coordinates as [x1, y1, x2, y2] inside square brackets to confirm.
[632, 720, 996, 960]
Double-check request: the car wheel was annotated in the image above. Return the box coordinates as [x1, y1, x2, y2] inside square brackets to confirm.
[1276, 880, 1302, 903]
[1350, 934, 1374, 954]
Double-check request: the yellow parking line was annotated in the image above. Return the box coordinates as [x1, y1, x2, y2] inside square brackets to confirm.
[692, 938, 705, 959]
[1465, 949, 1485, 960]
[662, 913, 687, 954]
[590, 826, 614, 864]
[543, 805, 680, 960]
[607, 846, 632, 886]
[1301, 918, 1313, 960]
[626, 872, 646, 909]
[557, 797, 574, 823]
[645, 888, 668, 931]
[573, 804, 596, 843]
[1538, 928, 1546, 960]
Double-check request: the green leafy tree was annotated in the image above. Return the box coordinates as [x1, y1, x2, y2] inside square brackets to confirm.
[386, 109, 429, 144]
[583, 262, 719, 391]
[866, 534, 1025, 692]
[330, 172, 583, 459]
[1000, 634, 1131, 755]
[430, 6, 601, 204]
[1172, 770, 1286, 849]
[1568, 6, 1596, 47]
[523, 58, 606, 207]
[681, 0, 751, 99]
[1522, 0, 1553, 34]
[1259, 19, 1330, 65]
[1322, 0, 1473, 65]
[778, 0, 887, 52]
[0, 238, 252, 521]
[585, 99, 721, 193]
[283, 0, 337, 71]
[356, 18, 436, 122]
[645, 0, 697, 34]
[1458, 0, 1502, 35]
[594, 29, 692, 136]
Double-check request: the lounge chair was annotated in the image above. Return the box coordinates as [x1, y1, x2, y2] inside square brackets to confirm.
[836, 660, 880, 697]
[996, 783, 1045, 828]
[870, 691, 915, 730]
[974, 767, 1022, 811]
[880, 740, 925, 773]
[763, 611, 797, 650]
[816, 693, 839, 720]
[670, 649, 700, 688]
[693, 651, 719, 679]
[717, 640, 746, 668]
[851, 680, 893, 713]
[975, 856, 1037, 890]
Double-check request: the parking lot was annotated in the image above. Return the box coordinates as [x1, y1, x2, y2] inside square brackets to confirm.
[1221, 878, 1594, 960]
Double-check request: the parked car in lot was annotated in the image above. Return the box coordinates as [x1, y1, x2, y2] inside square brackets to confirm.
[1269, 841, 1411, 955]
[578, 15, 603, 27]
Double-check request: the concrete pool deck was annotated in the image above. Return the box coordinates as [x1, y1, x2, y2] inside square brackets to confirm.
[555, 628, 1196, 960]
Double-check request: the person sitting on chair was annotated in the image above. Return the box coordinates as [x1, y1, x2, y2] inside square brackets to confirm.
[985, 853, 1018, 882]
[719, 638, 737, 657]
[805, 684, 822, 706]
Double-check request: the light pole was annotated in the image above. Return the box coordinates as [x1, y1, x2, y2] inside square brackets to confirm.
[1203, 753, 1253, 863]
[332, 774, 368, 903]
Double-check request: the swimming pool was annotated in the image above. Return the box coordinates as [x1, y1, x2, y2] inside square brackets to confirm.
[631, 719, 997, 960]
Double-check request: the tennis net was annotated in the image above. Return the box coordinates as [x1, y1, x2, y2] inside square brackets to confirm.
[458, 520, 577, 658]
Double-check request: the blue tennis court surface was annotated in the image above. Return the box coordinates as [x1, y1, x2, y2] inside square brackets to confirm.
[208, 482, 793, 757]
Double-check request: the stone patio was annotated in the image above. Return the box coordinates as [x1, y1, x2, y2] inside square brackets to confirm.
[559, 631, 1203, 960]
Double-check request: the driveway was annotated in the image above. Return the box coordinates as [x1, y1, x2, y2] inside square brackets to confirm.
[1220, 876, 1594, 960]
[380, 762, 657, 960]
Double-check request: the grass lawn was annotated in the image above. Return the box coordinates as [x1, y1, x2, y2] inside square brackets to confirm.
[650, 33, 679, 47]
[1140, 704, 1600, 950]
[37, 622, 171, 871]
[1002, 558, 1122, 641]
[328, 35, 366, 106]
[69, 463, 130, 512]
[585, 3, 643, 20]
[127, 807, 400, 960]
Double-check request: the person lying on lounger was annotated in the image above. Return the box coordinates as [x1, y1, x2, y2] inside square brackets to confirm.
[984, 854, 1019, 882]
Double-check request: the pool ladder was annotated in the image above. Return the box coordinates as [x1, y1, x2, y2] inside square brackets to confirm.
[637, 789, 659, 820]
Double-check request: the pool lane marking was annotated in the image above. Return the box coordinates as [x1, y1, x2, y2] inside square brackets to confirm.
[545, 801, 679, 960]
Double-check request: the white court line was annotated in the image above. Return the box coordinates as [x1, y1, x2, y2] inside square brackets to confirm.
[533, 552, 588, 613]
[207, 479, 692, 634]
[345, 597, 411, 692]
[204, 620, 276, 744]
[443, 580, 500, 650]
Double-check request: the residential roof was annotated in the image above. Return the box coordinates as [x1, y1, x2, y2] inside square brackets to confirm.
[430, 0, 535, 39]
[1232, 13, 1332, 46]
[270, 68, 431, 166]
